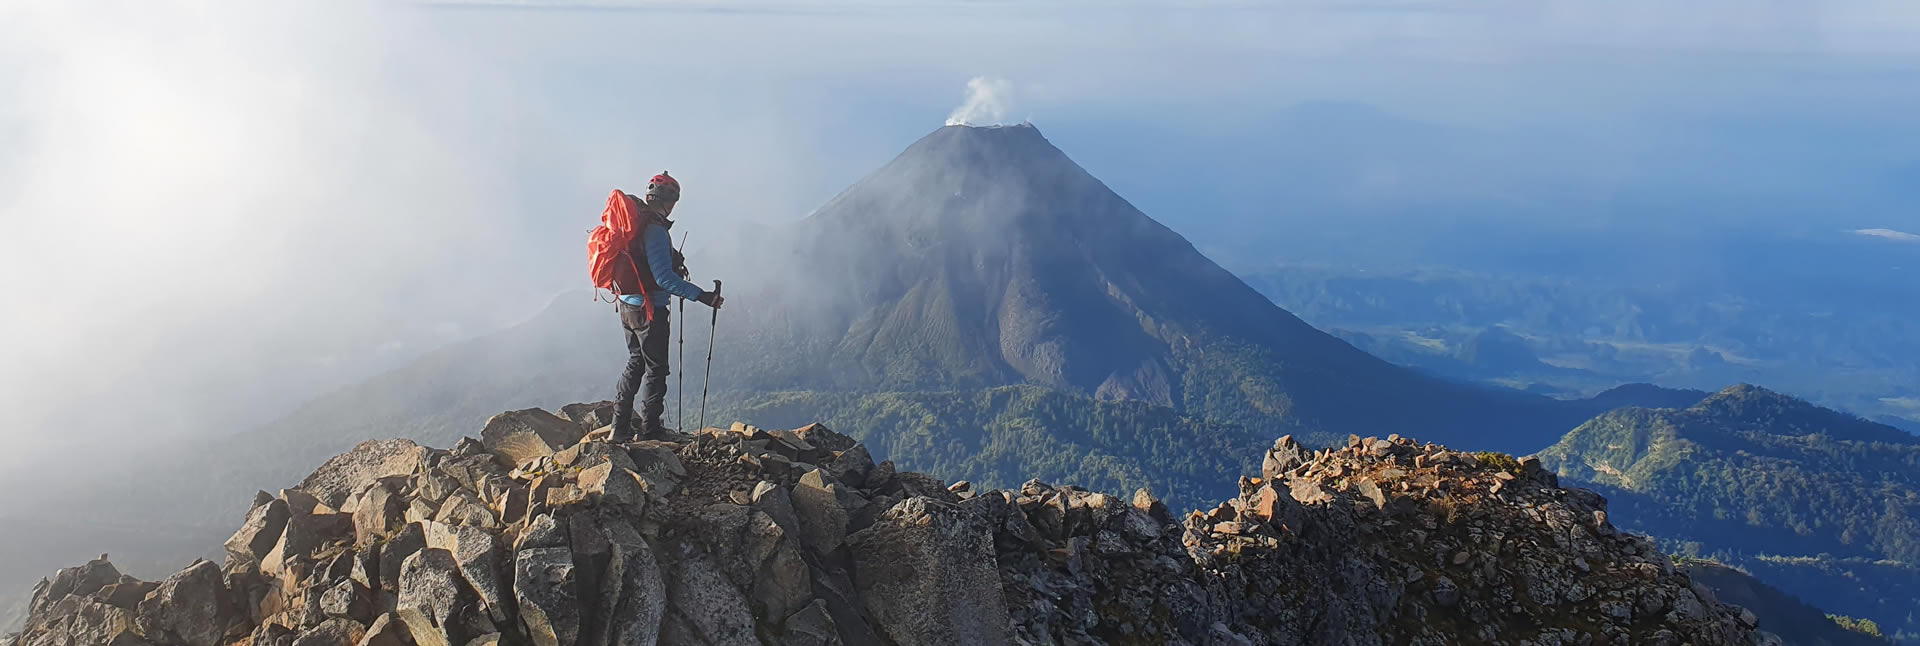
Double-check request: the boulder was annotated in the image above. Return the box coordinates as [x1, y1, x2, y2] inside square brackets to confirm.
[354, 485, 405, 545]
[847, 497, 1010, 645]
[559, 401, 620, 432]
[480, 409, 586, 467]
[299, 439, 427, 509]
[359, 613, 411, 646]
[378, 523, 428, 596]
[289, 618, 368, 646]
[514, 547, 581, 646]
[30, 556, 123, 616]
[791, 469, 864, 555]
[135, 560, 244, 646]
[578, 463, 649, 518]
[624, 442, 686, 499]
[1262, 435, 1309, 481]
[664, 545, 756, 645]
[779, 599, 841, 646]
[12, 595, 152, 646]
[396, 549, 479, 646]
[227, 498, 293, 565]
[423, 521, 513, 625]
[600, 517, 667, 646]
[263, 510, 355, 576]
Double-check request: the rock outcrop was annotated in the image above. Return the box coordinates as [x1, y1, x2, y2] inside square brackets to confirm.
[8, 407, 1782, 646]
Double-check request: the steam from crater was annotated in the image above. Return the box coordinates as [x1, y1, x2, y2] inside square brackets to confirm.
[946, 77, 1014, 126]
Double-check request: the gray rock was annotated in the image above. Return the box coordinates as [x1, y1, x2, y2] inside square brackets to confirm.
[320, 579, 372, 623]
[29, 557, 123, 616]
[1261, 435, 1309, 481]
[748, 510, 814, 623]
[578, 463, 648, 518]
[227, 498, 292, 565]
[559, 401, 620, 432]
[354, 485, 405, 545]
[423, 521, 513, 626]
[791, 469, 860, 555]
[263, 510, 355, 576]
[514, 547, 581, 646]
[601, 517, 667, 646]
[847, 497, 1011, 645]
[358, 613, 410, 646]
[396, 548, 477, 646]
[299, 439, 427, 509]
[779, 599, 841, 646]
[664, 544, 756, 645]
[290, 618, 368, 646]
[624, 442, 686, 499]
[480, 409, 587, 468]
[12, 596, 152, 646]
[378, 523, 428, 596]
[135, 560, 242, 646]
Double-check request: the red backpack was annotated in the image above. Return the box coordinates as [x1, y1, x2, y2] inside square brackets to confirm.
[587, 189, 644, 300]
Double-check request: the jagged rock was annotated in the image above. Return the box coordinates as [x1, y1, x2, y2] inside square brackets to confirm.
[320, 579, 372, 623]
[514, 547, 581, 646]
[359, 613, 410, 646]
[290, 618, 368, 646]
[624, 442, 686, 499]
[396, 548, 479, 646]
[135, 559, 244, 646]
[354, 484, 406, 545]
[301, 439, 428, 509]
[263, 509, 354, 576]
[228, 498, 294, 565]
[779, 599, 841, 646]
[28, 557, 123, 617]
[663, 544, 756, 645]
[12, 595, 152, 646]
[559, 401, 619, 432]
[480, 409, 587, 467]
[1261, 435, 1309, 480]
[791, 469, 863, 555]
[600, 516, 667, 646]
[422, 521, 512, 625]
[15, 411, 1776, 646]
[848, 497, 1011, 645]
[579, 462, 649, 518]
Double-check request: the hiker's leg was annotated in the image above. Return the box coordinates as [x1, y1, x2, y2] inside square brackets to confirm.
[612, 302, 647, 439]
[638, 306, 672, 434]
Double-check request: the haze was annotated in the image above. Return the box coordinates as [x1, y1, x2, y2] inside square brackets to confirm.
[2, 0, 1918, 475]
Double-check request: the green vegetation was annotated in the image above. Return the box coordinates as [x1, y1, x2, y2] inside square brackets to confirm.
[728, 385, 1268, 511]
[1471, 451, 1521, 474]
[1829, 615, 1885, 639]
[1680, 559, 1893, 645]
[1539, 385, 1920, 641]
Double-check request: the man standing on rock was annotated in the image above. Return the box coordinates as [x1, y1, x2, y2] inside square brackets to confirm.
[611, 172, 723, 441]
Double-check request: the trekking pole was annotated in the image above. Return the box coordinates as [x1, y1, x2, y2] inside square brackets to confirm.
[697, 279, 722, 432]
[676, 231, 688, 431]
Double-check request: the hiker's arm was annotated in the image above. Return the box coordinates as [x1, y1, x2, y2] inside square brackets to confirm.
[645, 225, 706, 302]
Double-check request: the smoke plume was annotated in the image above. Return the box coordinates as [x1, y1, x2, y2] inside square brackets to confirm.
[946, 77, 1015, 126]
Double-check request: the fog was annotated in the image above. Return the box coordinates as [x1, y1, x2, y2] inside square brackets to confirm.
[2, 0, 1918, 476]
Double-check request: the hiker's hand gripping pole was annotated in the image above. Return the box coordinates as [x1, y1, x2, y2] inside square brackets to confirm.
[698, 279, 722, 432]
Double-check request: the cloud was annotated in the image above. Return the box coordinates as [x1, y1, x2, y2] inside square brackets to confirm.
[946, 77, 1017, 127]
[1853, 228, 1920, 242]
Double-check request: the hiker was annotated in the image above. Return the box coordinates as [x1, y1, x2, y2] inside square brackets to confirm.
[606, 172, 723, 441]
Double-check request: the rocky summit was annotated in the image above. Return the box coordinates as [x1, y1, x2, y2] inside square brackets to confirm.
[8, 404, 1779, 646]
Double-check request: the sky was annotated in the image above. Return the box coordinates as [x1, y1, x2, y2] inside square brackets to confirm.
[2, 0, 1919, 472]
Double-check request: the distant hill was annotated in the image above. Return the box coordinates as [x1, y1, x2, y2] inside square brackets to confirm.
[1538, 384, 1920, 641]
[1683, 560, 1894, 646]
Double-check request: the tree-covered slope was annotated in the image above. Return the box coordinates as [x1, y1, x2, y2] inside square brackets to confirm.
[1538, 384, 1920, 642]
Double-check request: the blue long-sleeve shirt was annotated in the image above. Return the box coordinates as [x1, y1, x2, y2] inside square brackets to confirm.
[618, 223, 704, 307]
